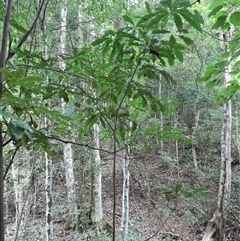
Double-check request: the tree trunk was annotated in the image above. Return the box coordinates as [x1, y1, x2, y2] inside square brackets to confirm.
[202, 28, 233, 241]
[60, 0, 77, 225]
[215, 30, 232, 241]
[158, 76, 164, 155]
[45, 151, 53, 241]
[42, 43, 53, 240]
[87, 16, 103, 230]
[192, 107, 200, 169]
[121, 146, 130, 241]
[0, 1, 13, 240]
[91, 124, 103, 227]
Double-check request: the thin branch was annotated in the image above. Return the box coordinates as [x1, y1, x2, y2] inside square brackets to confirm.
[46, 135, 124, 156]
[6, 0, 48, 61]
[202, 29, 222, 41]
[3, 138, 12, 147]
[3, 146, 19, 180]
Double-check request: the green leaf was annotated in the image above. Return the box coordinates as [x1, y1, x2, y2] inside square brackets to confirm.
[13, 68, 25, 79]
[119, 125, 125, 139]
[92, 36, 108, 46]
[150, 199, 156, 209]
[0, 69, 13, 80]
[168, 57, 175, 66]
[152, 29, 170, 34]
[212, 16, 227, 29]
[172, 0, 191, 9]
[85, 115, 98, 130]
[8, 120, 26, 141]
[196, 75, 211, 83]
[183, 191, 193, 198]
[174, 182, 182, 194]
[179, 35, 193, 45]
[189, 207, 197, 216]
[161, 0, 173, 9]
[178, 9, 202, 32]
[148, 13, 167, 28]
[165, 191, 171, 201]
[159, 70, 176, 84]
[174, 47, 183, 62]
[209, 0, 223, 10]
[102, 39, 112, 55]
[99, 116, 106, 129]
[59, 90, 69, 102]
[208, 4, 223, 17]
[145, 1, 152, 14]
[229, 12, 240, 26]
[150, 102, 158, 112]
[123, 15, 135, 26]
[10, 18, 26, 33]
[206, 81, 217, 89]
[174, 13, 183, 30]
[221, 22, 230, 31]
[194, 10, 204, 24]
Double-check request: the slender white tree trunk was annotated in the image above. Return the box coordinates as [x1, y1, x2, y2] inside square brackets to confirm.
[192, 108, 199, 169]
[216, 30, 232, 241]
[88, 17, 103, 228]
[45, 151, 53, 241]
[121, 145, 130, 240]
[91, 124, 103, 224]
[42, 43, 53, 241]
[60, 0, 77, 224]
[202, 28, 233, 241]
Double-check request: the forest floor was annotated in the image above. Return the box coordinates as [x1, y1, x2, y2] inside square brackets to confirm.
[4, 144, 240, 241]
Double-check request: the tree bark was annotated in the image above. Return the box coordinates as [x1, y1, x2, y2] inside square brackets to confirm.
[215, 30, 232, 241]
[0, 1, 13, 240]
[43, 43, 53, 240]
[202, 28, 233, 241]
[59, 0, 77, 226]
[91, 124, 103, 226]
[121, 146, 130, 240]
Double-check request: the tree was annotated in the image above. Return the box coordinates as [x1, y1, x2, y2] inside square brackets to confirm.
[0, 1, 13, 240]
[59, 0, 77, 228]
[199, 1, 240, 240]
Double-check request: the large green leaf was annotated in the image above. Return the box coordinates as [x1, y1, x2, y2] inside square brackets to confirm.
[8, 121, 25, 141]
[212, 15, 227, 29]
[123, 15, 135, 26]
[209, 0, 224, 10]
[172, 0, 191, 10]
[173, 13, 183, 30]
[145, 1, 152, 14]
[174, 47, 183, 62]
[208, 4, 223, 17]
[178, 9, 202, 32]
[10, 18, 26, 33]
[92, 36, 109, 46]
[229, 12, 240, 26]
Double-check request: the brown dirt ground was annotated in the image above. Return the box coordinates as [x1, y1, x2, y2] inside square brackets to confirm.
[4, 145, 240, 241]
